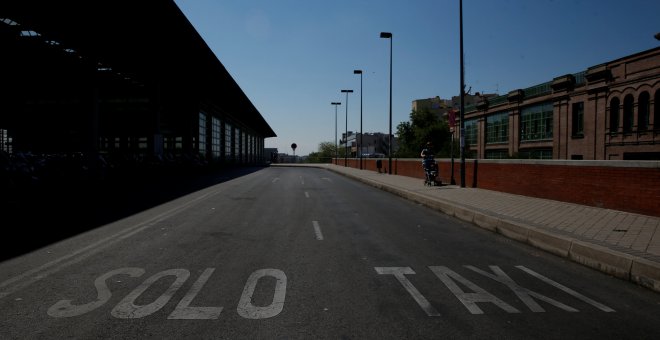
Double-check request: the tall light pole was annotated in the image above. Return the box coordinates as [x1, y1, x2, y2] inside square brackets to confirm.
[331, 102, 341, 165]
[380, 32, 393, 174]
[341, 89, 353, 167]
[353, 70, 363, 170]
[459, 0, 466, 187]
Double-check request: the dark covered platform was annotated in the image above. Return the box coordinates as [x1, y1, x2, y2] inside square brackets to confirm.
[1, 0, 275, 163]
[0, 1, 276, 259]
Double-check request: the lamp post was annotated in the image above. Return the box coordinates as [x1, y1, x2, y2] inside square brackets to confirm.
[380, 32, 393, 174]
[459, 0, 466, 187]
[341, 89, 353, 167]
[331, 102, 341, 165]
[353, 70, 363, 169]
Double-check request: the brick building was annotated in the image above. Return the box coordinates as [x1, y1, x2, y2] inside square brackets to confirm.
[458, 46, 660, 160]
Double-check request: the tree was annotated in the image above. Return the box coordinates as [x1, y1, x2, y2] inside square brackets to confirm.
[306, 141, 339, 163]
[396, 108, 452, 158]
[396, 121, 415, 157]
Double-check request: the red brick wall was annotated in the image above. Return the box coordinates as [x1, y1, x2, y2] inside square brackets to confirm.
[338, 158, 660, 217]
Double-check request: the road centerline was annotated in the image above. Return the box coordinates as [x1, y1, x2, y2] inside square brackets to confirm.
[312, 221, 324, 241]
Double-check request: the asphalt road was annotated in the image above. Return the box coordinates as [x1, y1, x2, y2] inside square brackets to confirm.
[1, 166, 659, 339]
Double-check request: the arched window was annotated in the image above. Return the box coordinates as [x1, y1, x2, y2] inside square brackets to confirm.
[638, 92, 650, 131]
[655, 89, 660, 131]
[623, 94, 634, 133]
[609, 97, 619, 133]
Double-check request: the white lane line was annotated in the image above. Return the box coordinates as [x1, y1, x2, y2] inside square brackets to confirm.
[272, 178, 280, 183]
[312, 221, 324, 240]
[0, 186, 225, 300]
[304, 191, 310, 198]
[300, 176, 305, 185]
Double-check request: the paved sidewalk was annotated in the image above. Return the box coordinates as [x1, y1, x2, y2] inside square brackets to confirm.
[284, 163, 660, 294]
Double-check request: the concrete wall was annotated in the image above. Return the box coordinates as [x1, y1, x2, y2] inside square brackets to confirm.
[337, 158, 660, 217]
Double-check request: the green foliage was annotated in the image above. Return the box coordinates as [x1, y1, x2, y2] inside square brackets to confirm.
[306, 141, 344, 163]
[396, 108, 453, 158]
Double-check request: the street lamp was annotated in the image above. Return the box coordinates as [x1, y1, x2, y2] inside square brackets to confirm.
[331, 102, 341, 165]
[353, 70, 363, 170]
[341, 90, 353, 167]
[380, 32, 393, 174]
[459, 0, 466, 187]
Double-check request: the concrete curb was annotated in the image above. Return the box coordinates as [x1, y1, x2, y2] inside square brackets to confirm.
[320, 165, 660, 294]
[631, 258, 660, 292]
[569, 241, 634, 280]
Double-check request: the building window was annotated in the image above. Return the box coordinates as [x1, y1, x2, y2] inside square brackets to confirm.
[518, 149, 552, 159]
[199, 112, 207, 155]
[485, 149, 508, 159]
[609, 97, 619, 133]
[211, 117, 221, 159]
[464, 119, 478, 145]
[138, 137, 148, 150]
[245, 134, 250, 161]
[572, 102, 584, 137]
[0, 128, 12, 154]
[655, 90, 660, 131]
[486, 112, 509, 144]
[224, 122, 232, 160]
[247, 134, 253, 160]
[520, 102, 553, 141]
[175, 136, 183, 150]
[234, 127, 241, 161]
[623, 94, 634, 133]
[638, 92, 650, 132]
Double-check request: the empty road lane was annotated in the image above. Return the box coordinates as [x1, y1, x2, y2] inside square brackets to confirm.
[1, 166, 659, 339]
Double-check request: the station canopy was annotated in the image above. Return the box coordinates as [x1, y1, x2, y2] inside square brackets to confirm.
[0, 0, 276, 138]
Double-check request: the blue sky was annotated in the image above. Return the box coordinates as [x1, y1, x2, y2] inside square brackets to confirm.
[173, 0, 660, 156]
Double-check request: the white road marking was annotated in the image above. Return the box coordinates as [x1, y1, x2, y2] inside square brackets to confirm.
[0, 186, 226, 300]
[111, 269, 190, 319]
[313, 221, 324, 240]
[375, 267, 441, 317]
[516, 266, 615, 312]
[300, 176, 305, 185]
[305, 191, 310, 198]
[48, 267, 145, 318]
[465, 265, 578, 312]
[429, 266, 520, 314]
[272, 178, 280, 183]
[321, 177, 332, 182]
[168, 268, 223, 319]
[237, 269, 287, 319]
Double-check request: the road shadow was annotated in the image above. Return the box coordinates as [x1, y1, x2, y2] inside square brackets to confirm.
[0, 165, 267, 261]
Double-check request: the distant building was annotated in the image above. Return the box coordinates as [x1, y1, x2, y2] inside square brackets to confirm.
[277, 153, 301, 163]
[342, 132, 397, 157]
[456, 46, 660, 160]
[412, 97, 452, 118]
[264, 148, 278, 163]
[413, 93, 495, 126]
